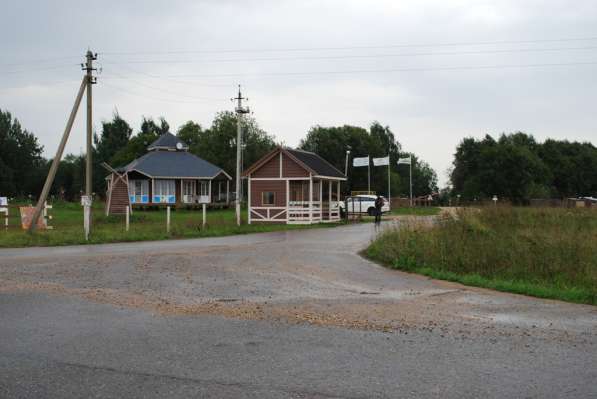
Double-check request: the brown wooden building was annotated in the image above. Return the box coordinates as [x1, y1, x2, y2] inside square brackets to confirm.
[105, 133, 231, 215]
[243, 147, 346, 224]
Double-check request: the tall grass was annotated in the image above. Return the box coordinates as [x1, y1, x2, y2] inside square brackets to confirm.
[366, 206, 597, 305]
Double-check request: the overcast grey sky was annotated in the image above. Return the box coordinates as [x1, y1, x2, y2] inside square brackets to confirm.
[1, 0, 596, 186]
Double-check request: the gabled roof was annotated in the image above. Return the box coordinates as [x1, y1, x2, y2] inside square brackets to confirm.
[243, 146, 346, 179]
[122, 150, 231, 180]
[285, 148, 345, 178]
[147, 132, 189, 151]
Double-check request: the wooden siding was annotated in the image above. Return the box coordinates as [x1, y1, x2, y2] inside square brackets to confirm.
[252, 154, 281, 178]
[108, 175, 129, 215]
[250, 180, 286, 207]
[282, 153, 309, 177]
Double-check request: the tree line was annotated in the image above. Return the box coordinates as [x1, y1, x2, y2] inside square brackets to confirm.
[450, 132, 597, 203]
[0, 108, 437, 202]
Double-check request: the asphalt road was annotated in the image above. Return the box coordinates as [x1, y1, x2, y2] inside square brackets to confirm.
[1, 222, 596, 398]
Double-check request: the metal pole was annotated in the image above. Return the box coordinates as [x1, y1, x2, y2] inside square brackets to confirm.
[344, 151, 349, 176]
[387, 159, 391, 210]
[202, 203, 206, 227]
[367, 157, 370, 194]
[409, 161, 413, 207]
[28, 77, 87, 233]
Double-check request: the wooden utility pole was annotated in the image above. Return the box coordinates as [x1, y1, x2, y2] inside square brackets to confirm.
[28, 78, 87, 233]
[28, 50, 97, 234]
[232, 85, 249, 226]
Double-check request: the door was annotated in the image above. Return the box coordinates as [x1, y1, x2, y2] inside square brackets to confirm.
[198, 181, 210, 203]
[182, 180, 196, 204]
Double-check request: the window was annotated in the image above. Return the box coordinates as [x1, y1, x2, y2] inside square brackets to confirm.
[128, 180, 148, 203]
[134, 180, 144, 196]
[154, 179, 176, 203]
[199, 181, 209, 196]
[262, 191, 275, 206]
[182, 180, 196, 204]
[182, 180, 195, 196]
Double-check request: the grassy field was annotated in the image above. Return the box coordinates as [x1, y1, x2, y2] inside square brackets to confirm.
[366, 206, 597, 305]
[0, 202, 344, 248]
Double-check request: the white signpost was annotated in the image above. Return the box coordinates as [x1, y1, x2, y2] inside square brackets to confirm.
[398, 156, 413, 206]
[353, 156, 370, 193]
[373, 156, 391, 209]
[0, 197, 8, 230]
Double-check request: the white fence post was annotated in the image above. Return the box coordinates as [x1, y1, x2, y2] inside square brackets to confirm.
[202, 203, 206, 227]
[166, 206, 171, 233]
[125, 206, 130, 232]
[44, 201, 53, 230]
[1, 207, 7, 230]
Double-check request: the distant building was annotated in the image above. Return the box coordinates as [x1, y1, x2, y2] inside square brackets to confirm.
[243, 147, 346, 224]
[105, 132, 231, 215]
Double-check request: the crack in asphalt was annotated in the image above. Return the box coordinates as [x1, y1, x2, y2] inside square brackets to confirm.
[2, 351, 371, 399]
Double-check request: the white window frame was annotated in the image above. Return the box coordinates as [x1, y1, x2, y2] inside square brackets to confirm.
[262, 191, 276, 206]
[154, 179, 176, 203]
[128, 179, 148, 203]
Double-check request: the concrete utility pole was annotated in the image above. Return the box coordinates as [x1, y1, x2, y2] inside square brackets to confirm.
[232, 85, 249, 226]
[84, 51, 96, 198]
[83, 50, 97, 238]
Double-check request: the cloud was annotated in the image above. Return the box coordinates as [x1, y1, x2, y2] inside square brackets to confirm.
[1, 0, 596, 187]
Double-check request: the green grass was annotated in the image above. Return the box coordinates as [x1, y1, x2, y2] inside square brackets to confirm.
[365, 206, 597, 305]
[0, 201, 344, 248]
[390, 206, 441, 216]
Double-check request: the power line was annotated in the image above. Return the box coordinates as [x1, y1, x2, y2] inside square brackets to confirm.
[0, 79, 81, 92]
[113, 61, 597, 80]
[100, 69, 229, 101]
[0, 55, 82, 68]
[4, 36, 596, 69]
[99, 45, 597, 65]
[100, 81, 228, 104]
[99, 62, 233, 88]
[2, 63, 80, 75]
[99, 36, 597, 56]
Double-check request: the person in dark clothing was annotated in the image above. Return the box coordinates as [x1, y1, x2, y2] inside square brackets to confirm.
[374, 195, 383, 224]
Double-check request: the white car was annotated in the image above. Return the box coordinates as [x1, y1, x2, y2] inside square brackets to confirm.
[340, 195, 390, 216]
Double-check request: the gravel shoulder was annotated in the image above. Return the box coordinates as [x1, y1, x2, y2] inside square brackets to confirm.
[1, 222, 595, 342]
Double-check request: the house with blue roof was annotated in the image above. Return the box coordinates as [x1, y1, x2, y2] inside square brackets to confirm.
[105, 132, 231, 215]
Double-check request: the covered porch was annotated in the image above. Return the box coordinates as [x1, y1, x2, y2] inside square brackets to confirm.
[249, 176, 342, 224]
[179, 178, 230, 205]
[287, 178, 342, 224]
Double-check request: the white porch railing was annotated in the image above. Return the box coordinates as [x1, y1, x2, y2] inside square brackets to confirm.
[251, 207, 287, 222]
[287, 201, 322, 223]
[182, 195, 211, 204]
[250, 201, 341, 224]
